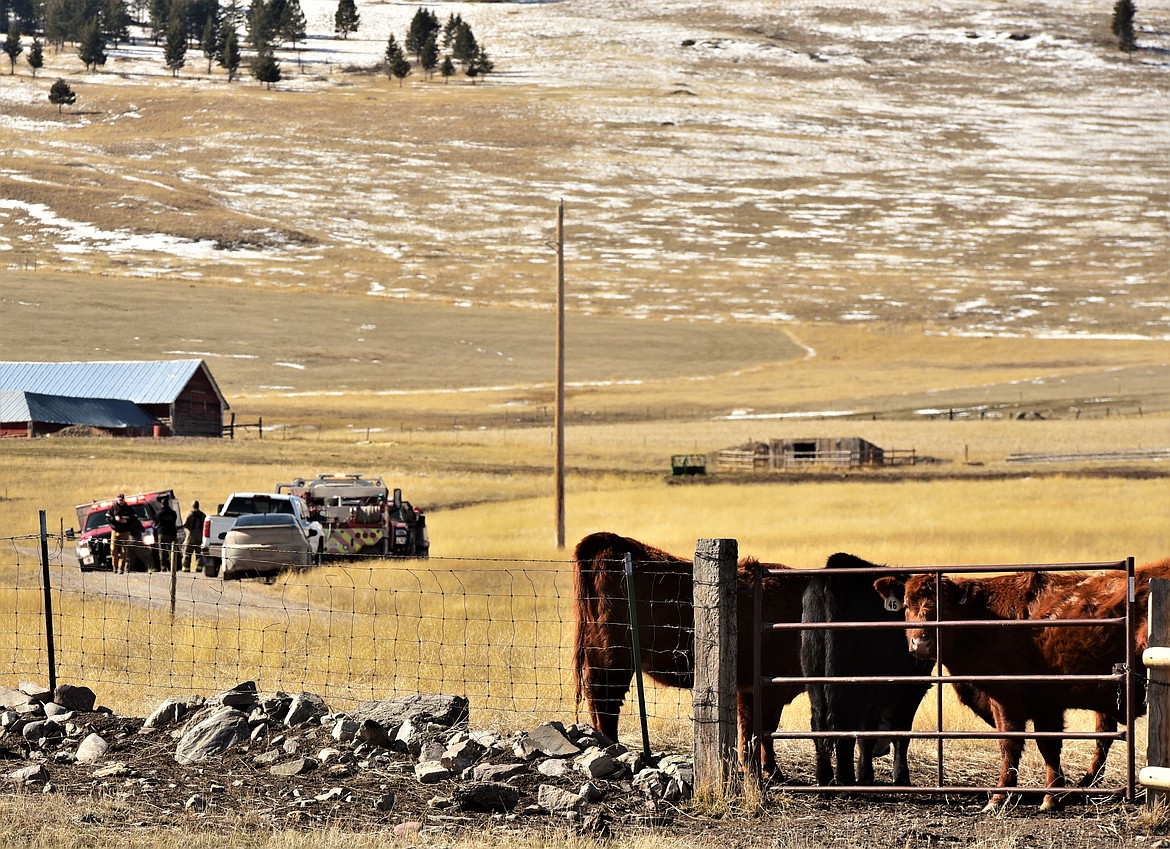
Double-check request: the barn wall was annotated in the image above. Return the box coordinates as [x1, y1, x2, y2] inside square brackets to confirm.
[169, 369, 224, 437]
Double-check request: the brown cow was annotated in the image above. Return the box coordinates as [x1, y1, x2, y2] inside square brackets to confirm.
[573, 531, 807, 775]
[875, 559, 1170, 811]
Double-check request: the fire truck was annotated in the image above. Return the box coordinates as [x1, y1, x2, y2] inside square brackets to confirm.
[275, 473, 429, 559]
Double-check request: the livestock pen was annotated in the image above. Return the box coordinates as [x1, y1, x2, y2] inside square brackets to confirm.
[746, 554, 1147, 806]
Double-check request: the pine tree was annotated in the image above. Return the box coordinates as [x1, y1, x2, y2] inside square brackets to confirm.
[78, 18, 108, 71]
[419, 32, 438, 79]
[1112, 0, 1136, 53]
[439, 53, 454, 84]
[148, 0, 170, 43]
[164, 16, 187, 76]
[334, 0, 359, 39]
[219, 23, 240, 81]
[280, 0, 306, 49]
[27, 37, 43, 77]
[3, 24, 22, 75]
[470, 44, 494, 83]
[383, 32, 403, 80]
[452, 20, 477, 69]
[441, 12, 460, 49]
[49, 78, 76, 112]
[250, 44, 280, 88]
[103, 0, 131, 45]
[248, 0, 276, 48]
[391, 52, 410, 86]
[405, 6, 438, 63]
[200, 15, 217, 73]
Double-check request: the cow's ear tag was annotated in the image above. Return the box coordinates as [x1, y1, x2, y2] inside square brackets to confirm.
[884, 595, 902, 612]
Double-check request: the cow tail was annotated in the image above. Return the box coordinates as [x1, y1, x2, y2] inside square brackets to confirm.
[572, 532, 620, 720]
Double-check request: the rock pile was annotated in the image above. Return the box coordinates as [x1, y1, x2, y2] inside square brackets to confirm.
[0, 679, 694, 834]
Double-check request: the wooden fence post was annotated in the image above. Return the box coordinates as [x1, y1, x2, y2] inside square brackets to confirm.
[693, 538, 738, 796]
[1145, 578, 1169, 809]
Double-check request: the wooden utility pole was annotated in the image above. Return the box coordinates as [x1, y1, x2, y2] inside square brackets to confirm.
[693, 538, 738, 796]
[554, 201, 566, 549]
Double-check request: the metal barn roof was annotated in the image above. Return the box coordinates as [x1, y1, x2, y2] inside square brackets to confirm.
[0, 391, 158, 429]
[0, 360, 222, 406]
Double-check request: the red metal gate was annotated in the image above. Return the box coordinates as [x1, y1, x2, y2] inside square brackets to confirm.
[752, 558, 1138, 801]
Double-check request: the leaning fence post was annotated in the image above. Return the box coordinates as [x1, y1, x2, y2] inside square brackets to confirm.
[692, 538, 738, 796]
[1145, 578, 1169, 810]
[38, 511, 57, 694]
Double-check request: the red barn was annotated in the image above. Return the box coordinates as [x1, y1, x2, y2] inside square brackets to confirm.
[0, 360, 228, 438]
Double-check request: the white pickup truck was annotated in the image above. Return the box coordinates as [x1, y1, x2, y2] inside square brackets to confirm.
[200, 492, 323, 578]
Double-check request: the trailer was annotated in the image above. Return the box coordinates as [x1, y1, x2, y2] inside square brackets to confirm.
[276, 473, 429, 559]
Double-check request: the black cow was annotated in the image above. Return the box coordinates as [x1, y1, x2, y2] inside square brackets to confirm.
[801, 552, 932, 786]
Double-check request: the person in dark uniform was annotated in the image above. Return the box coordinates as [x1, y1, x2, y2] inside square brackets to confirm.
[153, 499, 179, 573]
[181, 500, 206, 572]
[107, 494, 144, 573]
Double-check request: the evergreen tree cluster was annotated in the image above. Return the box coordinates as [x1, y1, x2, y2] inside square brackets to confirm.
[0, 0, 497, 92]
[386, 7, 494, 87]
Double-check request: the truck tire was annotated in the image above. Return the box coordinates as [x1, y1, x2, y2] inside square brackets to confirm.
[203, 557, 221, 578]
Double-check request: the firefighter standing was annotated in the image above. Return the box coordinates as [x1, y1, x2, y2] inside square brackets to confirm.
[107, 494, 144, 574]
[182, 500, 206, 572]
[153, 500, 179, 573]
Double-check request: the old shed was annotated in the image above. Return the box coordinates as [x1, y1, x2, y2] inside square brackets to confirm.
[716, 437, 912, 472]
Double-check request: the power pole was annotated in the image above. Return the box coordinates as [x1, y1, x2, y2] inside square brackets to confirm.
[554, 201, 566, 549]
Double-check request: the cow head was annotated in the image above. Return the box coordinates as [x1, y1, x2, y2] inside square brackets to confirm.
[874, 574, 978, 661]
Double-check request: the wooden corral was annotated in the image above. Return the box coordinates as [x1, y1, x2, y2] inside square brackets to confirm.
[715, 437, 914, 473]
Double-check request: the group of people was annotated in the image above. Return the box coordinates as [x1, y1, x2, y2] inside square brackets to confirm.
[106, 495, 207, 574]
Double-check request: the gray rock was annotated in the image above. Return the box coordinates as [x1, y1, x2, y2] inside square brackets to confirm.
[615, 750, 647, 774]
[253, 749, 281, 766]
[174, 707, 251, 765]
[21, 720, 55, 742]
[537, 784, 586, 813]
[270, 757, 318, 776]
[144, 696, 203, 730]
[419, 740, 446, 763]
[0, 688, 32, 711]
[524, 722, 580, 758]
[414, 760, 451, 784]
[581, 781, 605, 803]
[537, 758, 573, 778]
[443, 738, 486, 772]
[331, 717, 359, 743]
[0, 710, 21, 730]
[92, 762, 131, 778]
[9, 764, 49, 784]
[317, 747, 343, 765]
[18, 682, 52, 702]
[75, 733, 109, 764]
[633, 768, 673, 800]
[354, 694, 469, 730]
[373, 792, 394, 812]
[470, 762, 527, 783]
[52, 684, 95, 712]
[576, 747, 617, 778]
[185, 794, 207, 811]
[357, 719, 393, 748]
[451, 781, 521, 813]
[210, 681, 258, 709]
[284, 692, 327, 727]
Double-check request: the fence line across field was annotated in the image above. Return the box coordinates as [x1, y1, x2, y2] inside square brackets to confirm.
[2, 521, 1165, 807]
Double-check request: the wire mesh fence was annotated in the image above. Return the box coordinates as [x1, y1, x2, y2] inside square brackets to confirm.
[0, 532, 694, 736]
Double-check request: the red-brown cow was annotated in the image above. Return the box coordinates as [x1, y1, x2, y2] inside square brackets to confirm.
[875, 559, 1170, 812]
[574, 531, 807, 775]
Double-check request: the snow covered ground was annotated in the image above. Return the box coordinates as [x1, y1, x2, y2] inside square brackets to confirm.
[1, 0, 1168, 339]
